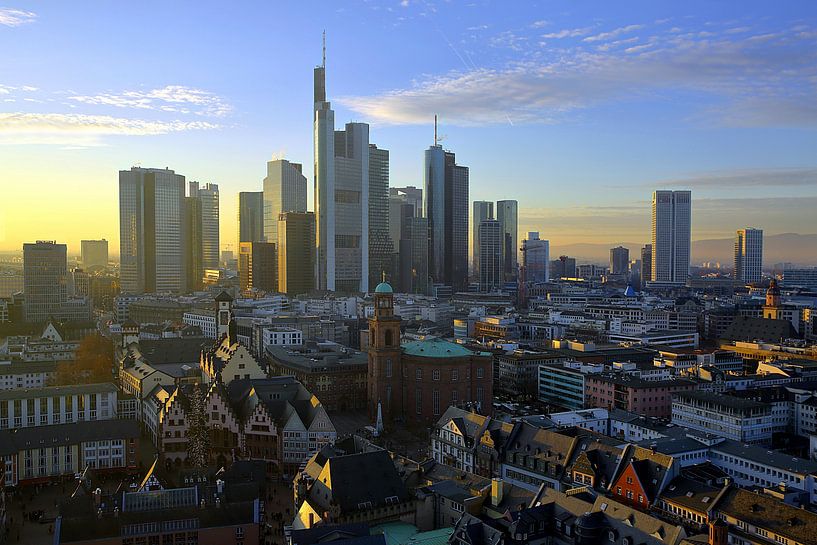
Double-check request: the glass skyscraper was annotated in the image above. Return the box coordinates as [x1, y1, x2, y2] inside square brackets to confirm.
[651, 190, 692, 284]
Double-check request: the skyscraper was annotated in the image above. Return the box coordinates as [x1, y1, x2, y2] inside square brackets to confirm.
[472, 201, 494, 279]
[278, 212, 316, 296]
[610, 246, 630, 275]
[263, 159, 307, 245]
[80, 239, 108, 270]
[425, 144, 469, 291]
[184, 194, 203, 291]
[496, 200, 518, 282]
[521, 232, 549, 283]
[389, 186, 422, 251]
[550, 255, 576, 279]
[23, 240, 67, 323]
[651, 190, 692, 284]
[119, 167, 188, 294]
[478, 219, 502, 292]
[237, 191, 264, 244]
[369, 144, 393, 289]
[238, 242, 277, 292]
[641, 244, 652, 284]
[313, 37, 370, 292]
[189, 182, 220, 270]
[735, 228, 763, 284]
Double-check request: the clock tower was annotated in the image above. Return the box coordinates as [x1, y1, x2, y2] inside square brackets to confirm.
[368, 281, 403, 423]
[215, 290, 233, 339]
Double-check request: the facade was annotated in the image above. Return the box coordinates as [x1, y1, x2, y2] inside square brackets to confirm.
[119, 167, 188, 294]
[641, 244, 652, 284]
[610, 246, 629, 275]
[478, 220, 503, 293]
[188, 182, 219, 270]
[237, 190, 264, 243]
[551, 256, 577, 279]
[184, 192, 203, 291]
[425, 145, 469, 291]
[23, 240, 67, 323]
[585, 375, 696, 418]
[238, 241, 277, 293]
[538, 361, 604, 410]
[472, 201, 494, 279]
[651, 190, 691, 284]
[0, 383, 119, 430]
[80, 239, 108, 270]
[278, 211, 316, 296]
[671, 390, 777, 445]
[521, 232, 549, 283]
[496, 200, 518, 282]
[779, 266, 817, 288]
[263, 159, 308, 245]
[734, 228, 763, 284]
[368, 144, 394, 289]
[431, 406, 512, 477]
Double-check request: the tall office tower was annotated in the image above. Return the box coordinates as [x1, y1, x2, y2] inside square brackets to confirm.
[472, 201, 494, 279]
[184, 195, 203, 292]
[609, 246, 630, 275]
[278, 212, 316, 296]
[496, 200, 518, 282]
[388, 187, 422, 249]
[23, 241, 67, 323]
[119, 167, 188, 294]
[734, 228, 763, 284]
[550, 255, 577, 279]
[368, 144, 394, 289]
[80, 239, 108, 270]
[189, 182, 220, 270]
[237, 191, 264, 243]
[238, 242, 277, 292]
[263, 159, 307, 245]
[425, 144, 469, 291]
[478, 220, 502, 292]
[313, 38, 369, 292]
[521, 232, 549, 283]
[641, 244, 652, 284]
[389, 186, 423, 215]
[396, 211, 430, 295]
[651, 190, 692, 284]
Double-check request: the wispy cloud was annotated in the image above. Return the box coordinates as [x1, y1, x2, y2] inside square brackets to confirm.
[657, 168, 817, 189]
[0, 7, 36, 27]
[540, 27, 593, 39]
[67, 85, 231, 117]
[0, 112, 219, 146]
[582, 24, 643, 43]
[340, 23, 817, 127]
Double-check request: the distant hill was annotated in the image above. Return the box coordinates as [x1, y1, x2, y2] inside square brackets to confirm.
[550, 233, 817, 267]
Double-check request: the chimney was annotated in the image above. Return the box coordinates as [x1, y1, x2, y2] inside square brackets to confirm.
[308, 512, 315, 528]
[491, 478, 504, 508]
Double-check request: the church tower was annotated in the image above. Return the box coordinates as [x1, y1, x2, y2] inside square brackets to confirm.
[763, 278, 782, 320]
[367, 280, 403, 423]
[215, 291, 234, 338]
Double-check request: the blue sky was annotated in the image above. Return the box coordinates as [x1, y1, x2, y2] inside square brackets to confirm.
[1, 0, 816, 254]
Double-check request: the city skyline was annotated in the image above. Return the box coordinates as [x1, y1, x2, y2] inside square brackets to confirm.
[2, 1, 817, 256]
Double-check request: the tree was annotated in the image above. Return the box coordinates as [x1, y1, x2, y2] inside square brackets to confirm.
[52, 334, 114, 386]
[186, 384, 211, 469]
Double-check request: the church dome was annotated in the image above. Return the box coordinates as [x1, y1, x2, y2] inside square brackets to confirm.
[374, 282, 393, 294]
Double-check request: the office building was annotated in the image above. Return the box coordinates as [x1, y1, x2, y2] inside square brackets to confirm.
[313, 42, 370, 293]
[472, 201, 494, 278]
[184, 194, 202, 292]
[80, 239, 108, 270]
[389, 186, 422, 216]
[368, 144, 394, 288]
[641, 244, 652, 284]
[237, 191, 264, 243]
[651, 190, 692, 284]
[478, 219, 502, 292]
[779, 267, 817, 288]
[550, 255, 576, 279]
[521, 232, 549, 283]
[278, 212, 315, 296]
[188, 182, 219, 270]
[119, 167, 188, 294]
[610, 246, 630, 275]
[23, 241, 67, 323]
[496, 199, 518, 281]
[262, 159, 307, 245]
[734, 228, 763, 284]
[238, 241, 277, 293]
[425, 144, 469, 291]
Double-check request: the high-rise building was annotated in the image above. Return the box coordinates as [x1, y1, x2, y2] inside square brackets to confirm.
[189, 182, 219, 270]
[313, 40, 370, 293]
[184, 195, 203, 292]
[610, 246, 630, 275]
[119, 167, 188, 294]
[471, 201, 494, 278]
[478, 219, 502, 292]
[238, 242, 277, 293]
[237, 191, 264, 244]
[651, 190, 692, 284]
[521, 232, 549, 283]
[389, 186, 422, 216]
[734, 228, 763, 284]
[641, 244, 652, 284]
[424, 144, 468, 291]
[388, 187, 422, 250]
[368, 144, 393, 289]
[278, 212, 315, 296]
[496, 200, 518, 281]
[23, 241, 67, 323]
[550, 255, 576, 279]
[80, 239, 108, 270]
[263, 159, 307, 245]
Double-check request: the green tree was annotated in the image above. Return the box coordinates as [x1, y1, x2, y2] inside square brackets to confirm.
[186, 384, 211, 469]
[52, 334, 114, 385]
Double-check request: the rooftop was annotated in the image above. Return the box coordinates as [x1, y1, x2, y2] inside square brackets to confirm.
[402, 337, 489, 358]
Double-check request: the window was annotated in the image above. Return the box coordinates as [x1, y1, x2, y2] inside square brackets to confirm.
[385, 359, 392, 378]
[433, 369, 440, 381]
[416, 389, 422, 414]
[416, 369, 422, 381]
[451, 369, 459, 381]
[433, 389, 440, 416]
[476, 368, 484, 379]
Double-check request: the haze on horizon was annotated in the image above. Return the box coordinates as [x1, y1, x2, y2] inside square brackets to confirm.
[1, 1, 816, 261]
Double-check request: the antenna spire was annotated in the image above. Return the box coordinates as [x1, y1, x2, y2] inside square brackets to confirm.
[322, 30, 326, 68]
[434, 114, 438, 146]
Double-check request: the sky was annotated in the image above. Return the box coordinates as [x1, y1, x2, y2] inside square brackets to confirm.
[1, 0, 816, 257]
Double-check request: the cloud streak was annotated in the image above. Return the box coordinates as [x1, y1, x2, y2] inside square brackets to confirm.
[657, 168, 817, 189]
[0, 7, 36, 27]
[67, 85, 231, 117]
